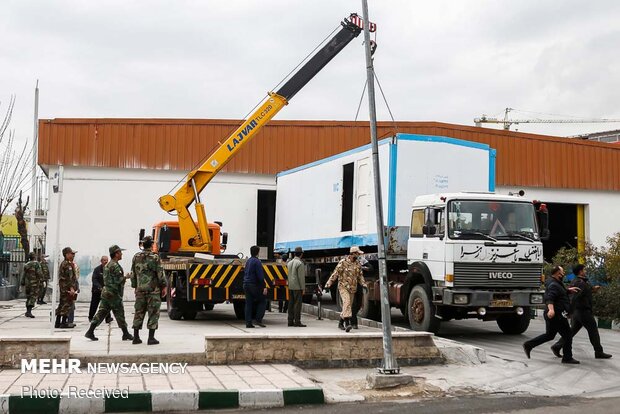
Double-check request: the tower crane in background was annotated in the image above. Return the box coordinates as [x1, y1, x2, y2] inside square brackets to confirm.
[474, 108, 620, 131]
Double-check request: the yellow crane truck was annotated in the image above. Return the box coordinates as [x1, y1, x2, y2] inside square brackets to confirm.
[143, 13, 369, 320]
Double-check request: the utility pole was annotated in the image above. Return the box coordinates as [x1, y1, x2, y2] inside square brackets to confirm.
[361, 0, 398, 374]
[50, 166, 64, 334]
[30, 81, 39, 252]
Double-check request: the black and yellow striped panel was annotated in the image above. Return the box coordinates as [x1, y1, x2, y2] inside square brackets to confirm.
[262, 264, 288, 287]
[188, 263, 243, 288]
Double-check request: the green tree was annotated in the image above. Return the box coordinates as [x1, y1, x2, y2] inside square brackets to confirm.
[548, 233, 620, 322]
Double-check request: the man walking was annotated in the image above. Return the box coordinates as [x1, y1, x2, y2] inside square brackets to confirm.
[324, 246, 368, 332]
[85, 245, 133, 341]
[131, 236, 167, 345]
[286, 247, 306, 327]
[21, 252, 42, 318]
[37, 254, 50, 305]
[243, 245, 269, 328]
[89, 256, 112, 323]
[523, 266, 580, 364]
[551, 264, 612, 359]
[55, 247, 78, 329]
[350, 257, 373, 329]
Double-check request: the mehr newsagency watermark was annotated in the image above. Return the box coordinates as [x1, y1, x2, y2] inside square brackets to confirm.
[20, 358, 187, 399]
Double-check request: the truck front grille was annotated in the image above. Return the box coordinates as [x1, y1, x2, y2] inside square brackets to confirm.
[453, 262, 542, 289]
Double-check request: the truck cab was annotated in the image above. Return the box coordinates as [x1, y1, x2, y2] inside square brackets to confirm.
[406, 192, 545, 333]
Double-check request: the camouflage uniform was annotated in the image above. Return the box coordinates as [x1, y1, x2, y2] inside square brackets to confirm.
[131, 249, 166, 330]
[325, 257, 367, 319]
[21, 260, 43, 307]
[56, 260, 77, 316]
[38, 260, 50, 302]
[91, 260, 128, 328]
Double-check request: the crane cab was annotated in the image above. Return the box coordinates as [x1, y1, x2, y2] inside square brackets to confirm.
[149, 221, 227, 256]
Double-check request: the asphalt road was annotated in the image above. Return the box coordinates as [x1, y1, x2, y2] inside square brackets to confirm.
[201, 396, 620, 414]
[319, 293, 620, 363]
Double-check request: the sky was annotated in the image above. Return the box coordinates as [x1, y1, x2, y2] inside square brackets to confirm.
[2, 0, 620, 147]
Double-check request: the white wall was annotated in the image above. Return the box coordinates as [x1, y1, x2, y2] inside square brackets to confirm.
[496, 186, 620, 248]
[45, 166, 275, 299]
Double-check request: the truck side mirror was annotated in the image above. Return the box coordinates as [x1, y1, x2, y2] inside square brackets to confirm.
[221, 232, 228, 251]
[139, 228, 145, 242]
[422, 225, 436, 235]
[159, 225, 171, 252]
[536, 204, 550, 241]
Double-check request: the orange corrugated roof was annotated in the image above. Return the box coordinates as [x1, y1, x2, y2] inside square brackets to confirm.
[38, 118, 620, 191]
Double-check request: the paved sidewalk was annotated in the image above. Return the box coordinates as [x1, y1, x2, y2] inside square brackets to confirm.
[0, 364, 323, 412]
[0, 299, 379, 359]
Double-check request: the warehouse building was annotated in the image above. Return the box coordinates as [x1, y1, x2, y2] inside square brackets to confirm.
[38, 118, 620, 293]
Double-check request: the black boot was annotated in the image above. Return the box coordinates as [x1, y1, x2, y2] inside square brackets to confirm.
[148, 329, 159, 345]
[338, 318, 345, 330]
[121, 326, 134, 341]
[132, 329, 142, 344]
[59, 316, 75, 329]
[84, 323, 98, 341]
[25, 306, 35, 318]
[345, 318, 352, 333]
[55, 314, 61, 328]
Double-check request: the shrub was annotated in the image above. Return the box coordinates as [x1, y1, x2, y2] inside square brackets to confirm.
[547, 232, 620, 322]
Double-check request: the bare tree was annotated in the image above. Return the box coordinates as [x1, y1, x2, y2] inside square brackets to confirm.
[0, 95, 34, 241]
[15, 191, 30, 254]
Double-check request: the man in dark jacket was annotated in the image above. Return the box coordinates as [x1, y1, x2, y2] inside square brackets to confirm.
[88, 256, 112, 323]
[523, 266, 581, 364]
[551, 264, 612, 359]
[243, 246, 269, 328]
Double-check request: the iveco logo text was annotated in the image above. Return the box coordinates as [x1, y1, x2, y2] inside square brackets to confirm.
[488, 272, 513, 279]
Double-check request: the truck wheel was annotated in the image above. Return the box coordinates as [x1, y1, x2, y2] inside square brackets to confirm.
[166, 288, 184, 320]
[496, 310, 531, 334]
[182, 310, 197, 320]
[407, 285, 440, 333]
[204, 303, 214, 311]
[168, 306, 184, 320]
[232, 301, 245, 320]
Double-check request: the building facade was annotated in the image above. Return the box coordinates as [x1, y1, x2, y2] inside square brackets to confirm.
[38, 118, 620, 296]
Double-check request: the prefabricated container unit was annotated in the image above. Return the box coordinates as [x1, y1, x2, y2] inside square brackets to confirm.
[274, 133, 496, 252]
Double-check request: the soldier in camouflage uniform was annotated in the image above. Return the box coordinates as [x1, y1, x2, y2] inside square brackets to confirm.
[324, 246, 368, 332]
[55, 247, 78, 328]
[37, 255, 50, 304]
[21, 252, 43, 318]
[85, 245, 134, 342]
[131, 236, 167, 345]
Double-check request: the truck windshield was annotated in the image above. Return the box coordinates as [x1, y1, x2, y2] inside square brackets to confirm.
[448, 200, 539, 241]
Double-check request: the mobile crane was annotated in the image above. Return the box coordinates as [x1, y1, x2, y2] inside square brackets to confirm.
[146, 13, 371, 320]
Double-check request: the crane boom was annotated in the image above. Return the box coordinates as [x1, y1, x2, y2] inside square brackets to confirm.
[158, 14, 366, 254]
[474, 108, 620, 130]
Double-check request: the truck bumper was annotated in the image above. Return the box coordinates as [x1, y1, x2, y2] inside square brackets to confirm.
[435, 288, 544, 307]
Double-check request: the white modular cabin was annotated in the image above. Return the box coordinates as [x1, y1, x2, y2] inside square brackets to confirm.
[274, 133, 496, 253]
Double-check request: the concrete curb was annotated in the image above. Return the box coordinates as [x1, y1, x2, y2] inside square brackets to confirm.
[0, 388, 324, 413]
[302, 303, 487, 365]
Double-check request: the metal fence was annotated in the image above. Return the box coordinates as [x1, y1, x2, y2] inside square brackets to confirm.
[0, 235, 26, 300]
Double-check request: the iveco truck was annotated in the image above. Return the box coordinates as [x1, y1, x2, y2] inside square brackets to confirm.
[274, 133, 547, 333]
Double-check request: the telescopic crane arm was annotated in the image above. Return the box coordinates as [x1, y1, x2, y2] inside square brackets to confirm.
[158, 14, 369, 254]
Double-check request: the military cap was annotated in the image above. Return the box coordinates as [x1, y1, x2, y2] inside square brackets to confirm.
[109, 244, 125, 256]
[62, 247, 77, 256]
[349, 246, 364, 255]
